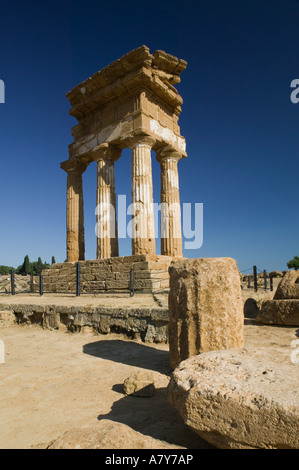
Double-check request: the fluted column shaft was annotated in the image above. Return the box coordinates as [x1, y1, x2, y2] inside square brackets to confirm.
[131, 140, 156, 255]
[159, 151, 183, 257]
[90, 143, 121, 259]
[96, 158, 119, 259]
[61, 161, 86, 262]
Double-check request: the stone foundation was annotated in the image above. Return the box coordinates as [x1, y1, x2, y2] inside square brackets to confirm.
[40, 255, 178, 294]
[0, 302, 169, 343]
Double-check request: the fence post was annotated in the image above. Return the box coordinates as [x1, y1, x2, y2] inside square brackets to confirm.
[270, 275, 273, 292]
[76, 262, 80, 297]
[39, 274, 43, 296]
[30, 271, 33, 293]
[129, 269, 135, 297]
[263, 269, 267, 290]
[253, 265, 258, 292]
[11, 269, 15, 295]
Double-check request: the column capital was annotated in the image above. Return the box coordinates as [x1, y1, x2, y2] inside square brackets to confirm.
[61, 159, 87, 175]
[89, 142, 122, 163]
[121, 134, 156, 150]
[156, 144, 183, 164]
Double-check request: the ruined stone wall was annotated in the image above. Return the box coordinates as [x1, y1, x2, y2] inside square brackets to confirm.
[41, 255, 177, 294]
[0, 302, 169, 343]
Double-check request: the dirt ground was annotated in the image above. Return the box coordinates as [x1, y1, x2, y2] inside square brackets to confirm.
[0, 290, 298, 449]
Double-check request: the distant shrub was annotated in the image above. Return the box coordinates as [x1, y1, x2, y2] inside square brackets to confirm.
[287, 256, 299, 271]
[0, 265, 15, 275]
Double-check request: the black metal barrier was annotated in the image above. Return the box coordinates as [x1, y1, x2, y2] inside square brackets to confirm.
[253, 265, 258, 292]
[11, 269, 15, 295]
[76, 262, 80, 297]
[129, 269, 135, 297]
[2, 265, 147, 298]
[39, 274, 43, 296]
[243, 265, 274, 292]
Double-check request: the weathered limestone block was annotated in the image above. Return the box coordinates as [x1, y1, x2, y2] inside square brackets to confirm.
[93, 272, 115, 280]
[82, 281, 106, 291]
[134, 279, 156, 289]
[160, 279, 170, 289]
[258, 271, 299, 326]
[115, 272, 130, 280]
[47, 419, 184, 449]
[105, 280, 130, 290]
[274, 270, 299, 299]
[144, 322, 168, 343]
[90, 266, 112, 274]
[81, 274, 95, 281]
[168, 257, 244, 369]
[167, 347, 299, 449]
[256, 299, 299, 326]
[269, 270, 283, 278]
[124, 371, 155, 397]
[0, 310, 16, 327]
[59, 267, 75, 275]
[43, 313, 60, 330]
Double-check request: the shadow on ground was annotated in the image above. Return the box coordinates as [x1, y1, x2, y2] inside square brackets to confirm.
[96, 386, 214, 449]
[83, 338, 214, 449]
[83, 339, 171, 375]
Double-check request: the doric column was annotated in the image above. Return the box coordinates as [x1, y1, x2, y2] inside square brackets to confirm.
[90, 143, 121, 259]
[157, 146, 183, 257]
[130, 137, 156, 255]
[61, 159, 87, 262]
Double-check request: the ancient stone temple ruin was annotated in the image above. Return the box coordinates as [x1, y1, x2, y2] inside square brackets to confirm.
[43, 46, 188, 293]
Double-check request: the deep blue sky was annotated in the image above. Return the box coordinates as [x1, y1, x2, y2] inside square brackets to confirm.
[0, 0, 298, 272]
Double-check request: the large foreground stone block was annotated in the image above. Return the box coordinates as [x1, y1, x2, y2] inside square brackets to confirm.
[168, 257, 244, 369]
[167, 347, 299, 449]
[47, 419, 184, 449]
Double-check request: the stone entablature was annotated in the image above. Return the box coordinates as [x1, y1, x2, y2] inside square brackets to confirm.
[61, 46, 187, 263]
[66, 46, 187, 158]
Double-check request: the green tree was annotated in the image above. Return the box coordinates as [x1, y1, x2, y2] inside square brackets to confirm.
[18, 255, 31, 274]
[287, 256, 299, 270]
[0, 265, 15, 275]
[24, 255, 31, 274]
[51, 256, 56, 265]
[36, 257, 43, 274]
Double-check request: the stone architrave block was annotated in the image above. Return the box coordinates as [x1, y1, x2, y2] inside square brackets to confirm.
[168, 257, 244, 369]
